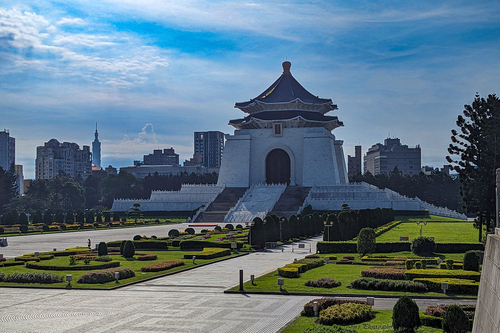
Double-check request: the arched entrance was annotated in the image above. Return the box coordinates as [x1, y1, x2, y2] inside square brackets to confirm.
[266, 149, 291, 184]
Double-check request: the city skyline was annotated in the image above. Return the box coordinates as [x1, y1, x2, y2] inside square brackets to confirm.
[1, 1, 500, 179]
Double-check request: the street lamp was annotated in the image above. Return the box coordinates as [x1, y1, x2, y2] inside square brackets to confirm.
[280, 218, 285, 242]
[245, 221, 255, 249]
[263, 218, 267, 251]
[416, 221, 427, 236]
[324, 220, 333, 241]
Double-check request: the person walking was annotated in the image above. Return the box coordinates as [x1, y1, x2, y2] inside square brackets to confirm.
[87, 239, 91, 249]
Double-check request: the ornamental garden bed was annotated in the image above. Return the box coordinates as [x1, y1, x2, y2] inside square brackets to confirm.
[0, 247, 242, 289]
[230, 252, 479, 297]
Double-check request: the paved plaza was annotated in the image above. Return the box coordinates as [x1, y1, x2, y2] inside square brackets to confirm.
[0, 226, 477, 332]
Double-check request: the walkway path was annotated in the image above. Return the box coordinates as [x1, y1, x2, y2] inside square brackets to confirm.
[0, 228, 477, 333]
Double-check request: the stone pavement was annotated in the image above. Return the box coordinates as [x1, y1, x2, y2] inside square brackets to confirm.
[0, 228, 477, 333]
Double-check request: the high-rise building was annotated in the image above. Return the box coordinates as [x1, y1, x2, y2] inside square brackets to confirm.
[143, 147, 179, 166]
[0, 130, 15, 171]
[347, 145, 362, 178]
[92, 123, 101, 167]
[36, 139, 92, 180]
[364, 138, 421, 175]
[15, 165, 24, 195]
[194, 131, 225, 168]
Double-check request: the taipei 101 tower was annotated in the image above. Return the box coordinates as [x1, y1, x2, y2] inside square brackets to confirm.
[92, 123, 101, 167]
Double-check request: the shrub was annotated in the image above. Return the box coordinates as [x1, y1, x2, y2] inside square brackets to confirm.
[301, 298, 367, 317]
[305, 254, 320, 259]
[442, 305, 469, 333]
[384, 261, 405, 266]
[119, 240, 126, 255]
[3, 272, 63, 284]
[168, 229, 180, 237]
[350, 278, 427, 292]
[132, 240, 168, 250]
[278, 267, 300, 278]
[302, 326, 357, 333]
[305, 277, 341, 288]
[414, 278, 479, 294]
[185, 227, 195, 235]
[463, 250, 480, 271]
[179, 240, 243, 250]
[357, 227, 376, 256]
[343, 255, 355, 260]
[26, 260, 120, 271]
[360, 268, 406, 280]
[0, 227, 3, 234]
[404, 269, 481, 282]
[235, 224, 243, 229]
[415, 261, 422, 269]
[214, 225, 222, 231]
[224, 224, 234, 230]
[98, 242, 108, 256]
[318, 303, 375, 326]
[95, 255, 112, 262]
[77, 267, 135, 284]
[137, 253, 158, 261]
[140, 260, 184, 272]
[133, 235, 142, 241]
[20, 225, 28, 233]
[183, 247, 231, 259]
[123, 240, 135, 258]
[446, 259, 454, 270]
[393, 295, 421, 332]
[411, 236, 436, 255]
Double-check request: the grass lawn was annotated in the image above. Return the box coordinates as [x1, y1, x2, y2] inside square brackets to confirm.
[0, 250, 242, 289]
[377, 222, 477, 243]
[394, 215, 464, 222]
[230, 252, 475, 298]
[282, 310, 442, 333]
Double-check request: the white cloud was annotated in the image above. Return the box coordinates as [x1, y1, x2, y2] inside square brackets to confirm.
[56, 17, 85, 26]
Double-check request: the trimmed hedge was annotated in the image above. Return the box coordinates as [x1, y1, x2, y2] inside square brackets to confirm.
[318, 303, 375, 326]
[360, 268, 406, 280]
[183, 247, 231, 259]
[179, 240, 243, 250]
[404, 269, 481, 282]
[77, 267, 135, 284]
[317, 241, 357, 253]
[414, 278, 479, 294]
[25, 260, 120, 271]
[285, 263, 308, 273]
[137, 253, 158, 261]
[420, 315, 473, 330]
[34, 249, 91, 257]
[439, 262, 463, 270]
[131, 240, 168, 250]
[3, 272, 63, 284]
[15, 254, 55, 262]
[318, 241, 483, 254]
[436, 243, 484, 253]
[350, 278, 428, 292]
[141, 260, 185, 272]
[302, 298, 367, 317]
[0, 261, 24, 267]
[305, 277, 341, 288]
[278, 267, 300, 278]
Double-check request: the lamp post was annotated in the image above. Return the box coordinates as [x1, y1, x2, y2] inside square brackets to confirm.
[324, 220, 332, 241]
[245, 221, 255, 248]
[416, 221, 427, 236]
[280, 218, 285, 242]
[263, 218, 267, 251]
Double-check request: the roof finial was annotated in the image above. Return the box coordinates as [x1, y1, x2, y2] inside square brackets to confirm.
[282, 60, 291, 75]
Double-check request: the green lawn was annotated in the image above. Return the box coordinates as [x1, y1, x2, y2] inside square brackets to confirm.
[231, 252, 475, 298]
[394, 215, 464, 222]
[282, 310, 442, 333]
[0, 250, 242, 289]
[376, 222, 477, 243]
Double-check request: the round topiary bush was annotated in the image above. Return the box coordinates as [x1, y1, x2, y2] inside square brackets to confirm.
[119, 240, 126, 255]
[168, 229, 179, 237]
[214, 225, 222, 231]
[442, 305, 469, 333]
[133, 235, 142, 241]
[463, 250, 479, 271]
[185, 227, 195, 235]
[392, 295, 420, 332]
[405, 260, 414, 270]
[98, 241, 108, 256]
[411, 236, 436, 255]
[20, 225, 28, 233]
[123, 240, 135, 258]
[42, 224, 49, 232]
[224, 224, 234, 230]
[415, 261, 422, 269]
[357, 227, 376, 256]
[235, 224, 243, 229]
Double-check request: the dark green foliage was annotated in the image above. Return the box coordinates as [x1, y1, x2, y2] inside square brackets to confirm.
[55, 212, 64, 223]
[304, 277, 341, 288]
[119, 240, 126, 255]
[392, 295, 421, 332]
[98, 242, 108, 256]
[357, 228, 376, 256]
[103, 212, 111, 222]
[289, 215, 300, 239]
[302, 325, 357, 333]
[133, 235, 142, 240]
[65, 209, 74, 223]
[42, 224, 49, 232]
[77, 267, 135, 284]
[3, 272, 63, 284]
[0, 227, 4, 234]
[224, 224, 234, 230]
[463, 250, 480, 271]
[264, 215, 278, 242]
[76, 210, 84, 223]
[20, 224, 28, 233]
[249, 217, 266, 248]
[411, 236, 436, 254]
[436, 242, 484, 253]
[179, 240, 243, 250]
[279, 216, 291, 241]
[302, 215, 313, 236]
[168, 229, 179, 237]
[86, 211, 94, 223]
[0, 167, 17, 216]
[95, 213, 102, 223]
[442, 305, 469, 333]
[185, 227, 195, 235]
[2, 211, 14, 225]
[214, 225, 222, 231]
[235, 224, 243, 229]
[301, 298, 367, 317]
[112, 212, 120, 222]
[318, 303, 375, 326]
[351, 278, 427, 292]
[123, 240, 135, 258]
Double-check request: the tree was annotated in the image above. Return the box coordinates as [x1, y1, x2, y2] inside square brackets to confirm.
[392, 295, 420, 332]
[264, 215, 278, 242]
[357, 228, 376, 256]
[128, 202, 142, 223]
[249, 217, 266, 248]
[442, 305, 469, 333]
[447, 93, 500, 241]
[43, 210, 53, 225]
[123, 240, 135, 258]
[0, 167, 17, 216]
[98, 242, 108, 256]
[18, 212, 28, 225]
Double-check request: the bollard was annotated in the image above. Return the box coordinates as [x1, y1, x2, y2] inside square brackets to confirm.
[239, 269, 244, 291]
[192, 255, 196, 264]
[250, 274, 255, 285]
[313, 301, 319, 316]
[53, 248, 57, 252]
[367, 297, 375, 306]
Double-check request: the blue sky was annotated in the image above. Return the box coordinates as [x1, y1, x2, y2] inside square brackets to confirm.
[1, 1, 500, 179]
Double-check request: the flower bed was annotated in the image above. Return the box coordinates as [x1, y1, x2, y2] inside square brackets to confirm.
[413, 277, 479, 294]
[317, 303, 375, 326]
[140, 260, 185, 272]
[137, 253, 158, 261]
[360, 268, 406, 280]
[350, 278, 428, 292]
[404, 269, 481, 282]
[305, 277, 341, 288]
[3, 272, 63, 284]
[301, 298, 367, 317]
[183, 248, 231, 259]
[25, 260, 120, 271]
